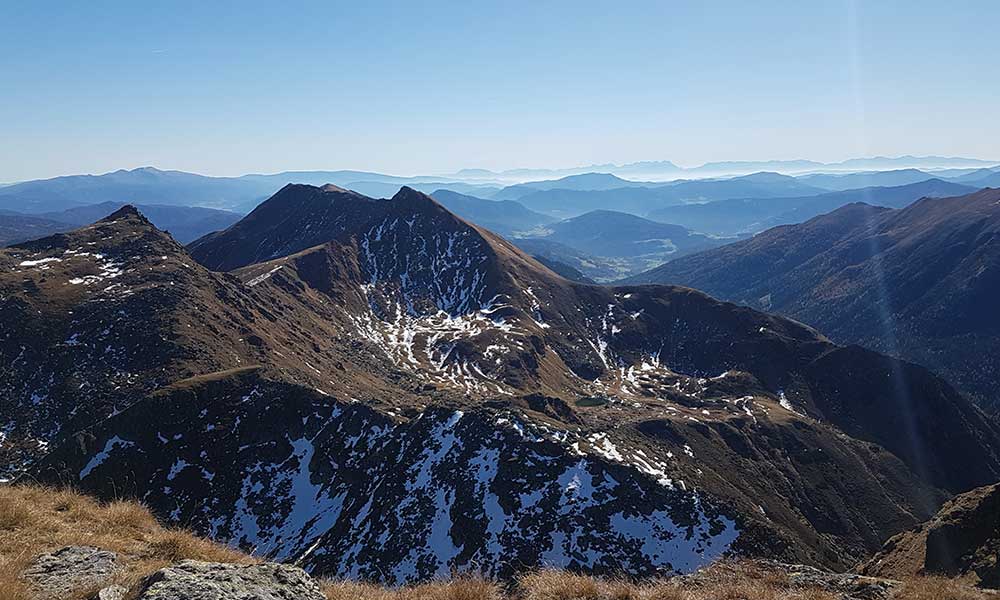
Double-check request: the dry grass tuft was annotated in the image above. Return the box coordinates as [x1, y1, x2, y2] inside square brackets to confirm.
[519, 570, 605, 600]
[0, 484, 256, 599]
[323, 580, 398, 600]
[322, 575, 502, 600]
[144, 528, 251, 564]
[0, 553, 33, 600]
[895, 576, 991, 600]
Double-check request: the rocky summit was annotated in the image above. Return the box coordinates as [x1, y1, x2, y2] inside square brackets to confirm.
[4, 186, 1000, 584]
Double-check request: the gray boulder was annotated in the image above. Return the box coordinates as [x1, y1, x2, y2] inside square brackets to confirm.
[134, 560, 326, 600]
[95, 584, 128, 600]
[23, 546, 121, 600]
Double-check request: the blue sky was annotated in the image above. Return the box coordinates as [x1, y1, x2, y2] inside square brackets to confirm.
[2, 1, 998, 180]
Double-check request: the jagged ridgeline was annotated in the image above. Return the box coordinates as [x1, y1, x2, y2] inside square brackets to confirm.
[3, 186, 999, 584]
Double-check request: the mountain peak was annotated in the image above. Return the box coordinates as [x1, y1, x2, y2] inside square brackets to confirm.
[388, 185, 454, 215]
[392, 185, 437, 203]
[736, 171, 794, 182]
[100, 204, 144, 222]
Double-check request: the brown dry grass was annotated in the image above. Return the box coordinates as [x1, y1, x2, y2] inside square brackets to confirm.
[322, 576, 502, 600]
[895, 576, 991, 600]
[0, 483, 255, 599]
[319, 566, 995, 600]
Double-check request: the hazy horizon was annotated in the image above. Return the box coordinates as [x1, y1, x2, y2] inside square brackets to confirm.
[3, 1, 999, 181]
[4, 153, 999, 186]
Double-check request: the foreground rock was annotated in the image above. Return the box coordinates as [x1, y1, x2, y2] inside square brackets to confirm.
[22, 546, 121, 600]
[133, 560, 325, 600]
[863, 482, 1000, 588]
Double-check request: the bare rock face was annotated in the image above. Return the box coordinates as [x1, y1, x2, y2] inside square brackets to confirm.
[784, 565, 897, 600]
[23, 546, 120, 600]
[133, 560, 326, 600]
[863, 482, 1000, 588]
[95, 585, 128, 600]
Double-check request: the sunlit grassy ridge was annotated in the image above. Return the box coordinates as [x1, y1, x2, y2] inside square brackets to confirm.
[0, 484, 253, 600]
[0, 484, 990, 600]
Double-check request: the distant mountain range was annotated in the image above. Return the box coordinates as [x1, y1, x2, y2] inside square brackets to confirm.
[3, 163, 988, 280]
[2, 158, 996, 217]
[627, 188, 1000, 413]
[0, 167, 495, 214]
[797, 169, 951, 191]
[450, 156, 999, 182]
[510, 173, 828, 219]
[491, 173, 652, 200]
[0, 201, 241, 245]
[646, 179, 977, 236]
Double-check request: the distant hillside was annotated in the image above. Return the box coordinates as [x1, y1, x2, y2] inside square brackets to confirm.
[0, 213, 70, 246]
[798, 169, 939, 191]
[646, 179, 977, 236]
[517, 172, 827, 219]
[629, 188, 1000, 412]
[966, 170, 1000, 188]
[529, 254, 596, 284]
[0, 167, 271, 213]
[511, 238, 634, 282]
[520, 210, 731, 279]
[492, 172, 649, 200]
[429, 189, 554, 236]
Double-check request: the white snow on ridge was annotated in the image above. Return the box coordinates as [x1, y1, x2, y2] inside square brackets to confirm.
[247, 265, 285, 287]
[19, 257, 62, 267]
[79, 436, 134, 479]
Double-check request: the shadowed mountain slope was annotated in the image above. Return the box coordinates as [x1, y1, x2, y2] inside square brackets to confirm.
[628, 188, 1000, 412]
[429, 189, 555, 236]
[863, 482, 1000, 588]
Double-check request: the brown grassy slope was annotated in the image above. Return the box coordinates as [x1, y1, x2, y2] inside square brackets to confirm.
[0, 484, 990, 600]
[0, 484, 254, 600]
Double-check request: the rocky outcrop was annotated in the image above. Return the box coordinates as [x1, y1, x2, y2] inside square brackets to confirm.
[23, 546, 120, 600]
[133, 561, 325, 600]
[862, 482, 1000, 588]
